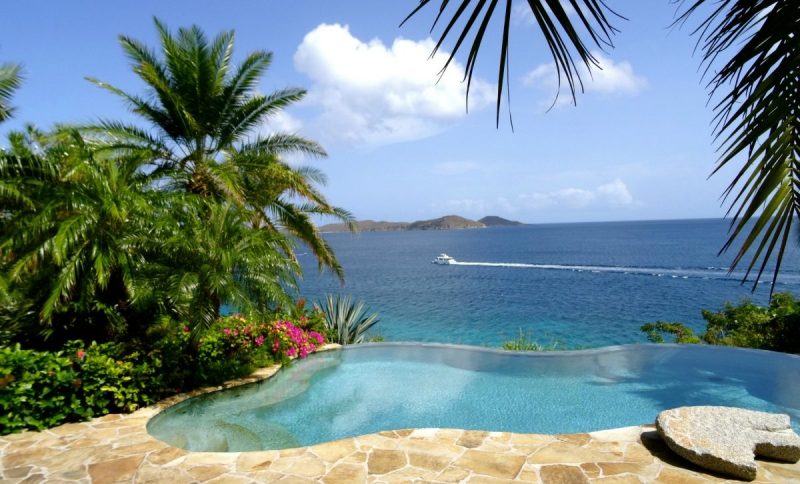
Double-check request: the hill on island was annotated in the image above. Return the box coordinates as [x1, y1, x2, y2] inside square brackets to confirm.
[320, 214, 524, 232]
[478, 216, 524, 227]
[408, 215, 484, 230]
[320, 215, 483, 232]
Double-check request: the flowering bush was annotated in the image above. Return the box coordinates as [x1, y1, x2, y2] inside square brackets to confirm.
[268, 320, 325, 360]
[0, 310, 327, 435]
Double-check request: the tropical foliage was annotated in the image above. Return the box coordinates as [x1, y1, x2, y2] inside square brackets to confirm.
[0, 20, 352, 345]
[0, 20, 350, 434]
[0, 313, 326, 434]
[641, 292, 800, 353]
[83, 19, 353, 285]
[403, 1, 799, 290]
[316, 295, 380, 344]
[0, 63, 22, 123]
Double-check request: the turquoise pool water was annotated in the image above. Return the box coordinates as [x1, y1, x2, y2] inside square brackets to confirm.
[147, 344, 800, 452]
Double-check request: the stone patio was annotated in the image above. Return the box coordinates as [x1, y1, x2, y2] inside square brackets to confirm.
[2, 362, 799, 483]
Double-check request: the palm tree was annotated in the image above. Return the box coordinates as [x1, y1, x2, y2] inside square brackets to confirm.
[83, 19, 353, 280]
[0, 127, 160, 344]
[403, 1, 799, 290]
[0, 63, 22, 123]
[152, 200, 301, 335]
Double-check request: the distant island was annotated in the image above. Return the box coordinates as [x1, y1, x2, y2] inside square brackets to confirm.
[478, 216, 524, 227]
[320, 215, 524, 233]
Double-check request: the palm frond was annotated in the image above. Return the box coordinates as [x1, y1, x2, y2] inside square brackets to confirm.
[241, 133, 327, 158]
[0, 63, 23, 123]
[401, 0, 623, 124]
[678, 0, 799, 291]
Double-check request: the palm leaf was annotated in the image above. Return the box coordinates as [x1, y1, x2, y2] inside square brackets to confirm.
[0, 63, 22, 123]
[402, 0, 622, 123]
[678, 0, 799, 291]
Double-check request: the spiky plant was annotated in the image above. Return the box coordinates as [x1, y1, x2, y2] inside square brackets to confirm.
[316, 295, 380, 345]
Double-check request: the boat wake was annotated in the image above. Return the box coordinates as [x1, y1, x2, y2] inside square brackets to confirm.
[447, 261, 800, 286]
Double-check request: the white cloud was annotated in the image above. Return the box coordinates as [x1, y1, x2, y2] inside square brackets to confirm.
[596, 179, 634, 205]
[253, 110, 307, 165]
[265, 111, 303, 134]
[294, 24, 494, 146]
[523, 52, 646, 105]
[430, 161, 481, 176]
[437, 179, 635, 216]
[518, 179, 635, 208]
[255, 110, 303, 142]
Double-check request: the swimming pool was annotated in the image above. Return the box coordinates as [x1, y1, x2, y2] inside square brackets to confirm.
[147, 343, 800, 452]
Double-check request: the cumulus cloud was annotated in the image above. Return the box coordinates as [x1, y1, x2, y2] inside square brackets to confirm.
[256, 110, 303, 138]
[524, 52, 646, 106]
[518, 179, 635, 208]
[294, 24, 494, 146]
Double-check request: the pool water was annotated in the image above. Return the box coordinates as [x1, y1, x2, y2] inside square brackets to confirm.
[147, 344, 800, 452]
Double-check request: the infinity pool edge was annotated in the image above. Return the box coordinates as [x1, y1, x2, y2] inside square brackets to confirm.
[4, 343, 800, 482]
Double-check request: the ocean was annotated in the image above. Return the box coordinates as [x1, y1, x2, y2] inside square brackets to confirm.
[296, 219, 800, 348]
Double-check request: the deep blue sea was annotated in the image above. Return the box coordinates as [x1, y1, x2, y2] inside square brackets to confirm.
[296, 219, 800, 348]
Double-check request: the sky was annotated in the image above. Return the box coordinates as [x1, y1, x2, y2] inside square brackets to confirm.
[0, 1, 739, 224]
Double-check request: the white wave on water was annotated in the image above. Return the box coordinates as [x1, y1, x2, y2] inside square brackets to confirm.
[447, 260, 800, 285]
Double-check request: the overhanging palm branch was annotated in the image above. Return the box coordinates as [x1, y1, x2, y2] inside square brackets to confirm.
[402, 0, 622, 123]
[677, 0, 799, 290]
[0, 63, 22, 123]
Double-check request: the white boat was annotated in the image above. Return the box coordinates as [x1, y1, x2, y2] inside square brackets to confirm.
[432, 253, 456, 265]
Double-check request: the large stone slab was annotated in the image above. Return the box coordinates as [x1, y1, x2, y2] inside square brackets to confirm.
[656, 406, 800, 480]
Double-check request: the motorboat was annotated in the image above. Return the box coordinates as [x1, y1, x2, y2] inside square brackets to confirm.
[432, 253, 456, 265]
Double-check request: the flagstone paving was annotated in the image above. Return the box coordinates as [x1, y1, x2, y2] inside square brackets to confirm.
[2, 361, 799, 483]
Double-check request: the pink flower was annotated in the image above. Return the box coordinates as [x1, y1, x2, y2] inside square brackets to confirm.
[255, 335, 265, 347]
[223, 328, 231, 335]
[310, 332, 324, 344]
[76, 350, 86, 360]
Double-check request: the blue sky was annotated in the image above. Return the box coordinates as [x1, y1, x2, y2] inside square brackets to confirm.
[1, 1, 736, 223]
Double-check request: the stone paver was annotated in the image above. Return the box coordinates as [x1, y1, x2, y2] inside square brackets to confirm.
[657, 406, 800, 481]
[1, 354, 799, 483]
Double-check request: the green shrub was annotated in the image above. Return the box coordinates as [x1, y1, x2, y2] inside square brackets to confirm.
[0, 342, 160, 434]
[501, 329, 561, 351]
[640, 322, 702, 344]
[0, 313, 326, 435]
[641, 293, 800, 353]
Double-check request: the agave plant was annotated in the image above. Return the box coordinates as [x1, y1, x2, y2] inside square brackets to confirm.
[316, 295, 380, 345]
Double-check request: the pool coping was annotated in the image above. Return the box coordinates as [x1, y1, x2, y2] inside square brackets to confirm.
[353, 341, 800, 360]
[2, 343, 799, 483]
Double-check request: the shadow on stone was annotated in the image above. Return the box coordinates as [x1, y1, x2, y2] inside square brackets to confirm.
[639, 430, 735, 481]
